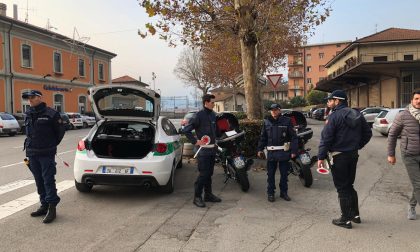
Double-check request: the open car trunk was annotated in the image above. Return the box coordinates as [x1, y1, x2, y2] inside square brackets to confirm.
[91, 121, 155, 159]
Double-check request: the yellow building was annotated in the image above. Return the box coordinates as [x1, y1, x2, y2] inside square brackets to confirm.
[316, 28, 420, 108]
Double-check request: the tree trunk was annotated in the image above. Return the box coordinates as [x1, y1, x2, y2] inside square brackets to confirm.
[235, 0, 261, 119]
[240, 41, 260, 119]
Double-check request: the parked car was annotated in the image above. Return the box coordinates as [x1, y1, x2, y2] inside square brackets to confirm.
[0, 112, 20, 136]
[12, 113, 25, 134]
[73, 85, 182, 193]
[66, 112, 83, 129]
[372, 108, 405, 136]
[81, 115, 96, 128]
[312, 108, 326, 120]
[180, 111, 198, 128]
[60, 113, 72, 131]
[361, 107, 385, 127]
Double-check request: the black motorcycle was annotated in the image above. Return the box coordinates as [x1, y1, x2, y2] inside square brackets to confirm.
[215, 131, 253, 192]
[215, 113, 253, 192]
[284, 111, 317, 188]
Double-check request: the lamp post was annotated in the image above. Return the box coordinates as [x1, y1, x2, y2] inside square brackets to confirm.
[152, 72, 156, 91]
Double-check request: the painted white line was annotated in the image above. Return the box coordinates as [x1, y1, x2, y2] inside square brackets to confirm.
[13, 146, 23, 149]
[0, 161, 25, 169]
[0, 180, 35, 196]
[57, 150, 74, 155]
[0, 150, 74, 169]
[0, 180, 74, 220]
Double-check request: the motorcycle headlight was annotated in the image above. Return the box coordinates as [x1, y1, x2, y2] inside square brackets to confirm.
[233, 156, 246, 169]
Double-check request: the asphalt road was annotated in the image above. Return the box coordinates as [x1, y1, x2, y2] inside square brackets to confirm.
[0, 119, 419, 252]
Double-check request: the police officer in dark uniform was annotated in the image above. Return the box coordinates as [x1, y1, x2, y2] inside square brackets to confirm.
[257, 104, 298, 202]
[183, 94, 222, 207]
[23, 90, 65, 224]
[317, 90, 372, 229]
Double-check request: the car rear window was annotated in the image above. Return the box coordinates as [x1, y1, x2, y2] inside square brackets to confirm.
[0, 114, 15, 120]
[377, 110, 388, 118]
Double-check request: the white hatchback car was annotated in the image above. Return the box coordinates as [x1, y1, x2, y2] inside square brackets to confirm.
[0, 112, 20, 136]
[372, 108, 405, 136]
[73, 85, 182, 193]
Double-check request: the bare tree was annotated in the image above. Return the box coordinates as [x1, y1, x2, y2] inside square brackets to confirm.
[174, 47, 213, 95]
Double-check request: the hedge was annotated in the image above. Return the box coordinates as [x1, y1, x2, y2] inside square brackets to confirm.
[238, 119, 263, 158]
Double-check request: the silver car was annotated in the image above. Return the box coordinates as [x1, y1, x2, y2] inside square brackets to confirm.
[0, 112, 20, 136]
[361, 107, 384, 127]
[372, 108, 405, 136]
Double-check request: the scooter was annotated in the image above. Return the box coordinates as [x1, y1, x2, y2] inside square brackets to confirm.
[288, 127, 317, 187]
[215, 131, 253, 192]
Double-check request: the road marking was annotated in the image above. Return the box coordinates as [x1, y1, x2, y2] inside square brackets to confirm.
[0, 161, 25, 169]
[0, 150, 74, 169]
[0, 180, 74, 220]
[13, 146, 23, 149]
[0, 180, 35, 196]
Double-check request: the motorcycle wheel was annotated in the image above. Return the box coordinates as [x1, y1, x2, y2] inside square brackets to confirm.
[236, 169, 250, 192]
[297, 160, 313, 188]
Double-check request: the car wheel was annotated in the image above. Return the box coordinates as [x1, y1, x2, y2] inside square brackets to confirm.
[8, 132, 17, 136]
[70, 124, 75, 130]
[176, 158, 183, 169]
[160, 165, 175, 194]
[75, 180, 93, 193]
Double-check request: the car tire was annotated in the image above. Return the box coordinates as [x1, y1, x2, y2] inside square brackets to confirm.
[176, 158, 183, 169]
[160, 166, 175, 194]
[8, 132, 17, 137]
[70, 124, 75, 130]
[75, 180, 93, 193]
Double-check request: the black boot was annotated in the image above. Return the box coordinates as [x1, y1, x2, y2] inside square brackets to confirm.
[332, 198, 352, 229]
[268, 194, 275, 202]
[30, 205, 48, 217]
[193, 197, 206, 208]
[42, 204, 56, 224]
[280, 192, 291, 201]
[351, 190, 361, 223]
[204, 193, 222, 202]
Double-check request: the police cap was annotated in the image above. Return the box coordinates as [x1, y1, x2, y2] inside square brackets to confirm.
[325, 90, 347, 101]
[22, 90, 43, 99]
[268, 103, 281, 110]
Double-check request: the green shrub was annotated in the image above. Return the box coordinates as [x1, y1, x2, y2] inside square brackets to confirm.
[238, 119, 263, 157]
[231, 111, 247, 120]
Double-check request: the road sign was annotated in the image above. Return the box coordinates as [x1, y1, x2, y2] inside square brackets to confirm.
[267, 74, 283, 88]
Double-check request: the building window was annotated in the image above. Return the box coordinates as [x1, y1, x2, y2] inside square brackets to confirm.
[53, 51, 62, 73]
[306, 54, 311, 61]
[98, 63, 104, 81]
[21, 44, 32, 68]
[404, 54, 414, 61]
[78, 59, 85, 77]
[21, 89, 31, 113]
[373, 56, 387, 62]
[319, 53, 324, 59]
[319, 77, 325, 82]
[319, 65, 325, 72]
[54, 94, 64, 112]
[78, 96, 87, 114]
[307, 66, 312, 72]
[307, 78, 312, 84]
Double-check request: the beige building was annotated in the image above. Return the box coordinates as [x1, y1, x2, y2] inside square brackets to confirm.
[287, 41, 350, 98]
[316, 28, 420, 108]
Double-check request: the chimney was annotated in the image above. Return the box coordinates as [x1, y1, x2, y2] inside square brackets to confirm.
[13, 4, 17, 20]
[0, 3, 6, 16]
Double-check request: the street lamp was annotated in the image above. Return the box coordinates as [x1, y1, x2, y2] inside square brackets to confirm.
[152, 72, 157, 91]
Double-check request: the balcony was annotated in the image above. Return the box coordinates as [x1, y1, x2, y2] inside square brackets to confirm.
[289, 60, 303, 66]
[288, 71, 303, 78]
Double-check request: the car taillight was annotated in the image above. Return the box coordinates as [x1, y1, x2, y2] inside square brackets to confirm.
[380, 119, 388, 124]
[0, 123, 3, 128]
[77, 140, 86, 151]
[155, 143, 167, 153]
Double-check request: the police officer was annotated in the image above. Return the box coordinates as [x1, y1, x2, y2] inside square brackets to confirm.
[183, 94, 222, 207]
[317, 90, 372, 229]
[23, 90, 65, 223]
[257, 104, 298, 202]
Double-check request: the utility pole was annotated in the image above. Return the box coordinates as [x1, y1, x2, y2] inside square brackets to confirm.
[152, 72, 156, 91]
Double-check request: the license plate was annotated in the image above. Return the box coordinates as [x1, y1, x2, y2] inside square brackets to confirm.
[101, 166, 134, 174]
[300, 153, 311, 165]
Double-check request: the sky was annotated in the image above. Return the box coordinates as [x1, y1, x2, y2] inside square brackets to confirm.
[2, 0, 420, 100]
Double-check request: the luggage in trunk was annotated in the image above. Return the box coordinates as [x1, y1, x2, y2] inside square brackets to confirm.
[91, 121, 155, 159]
